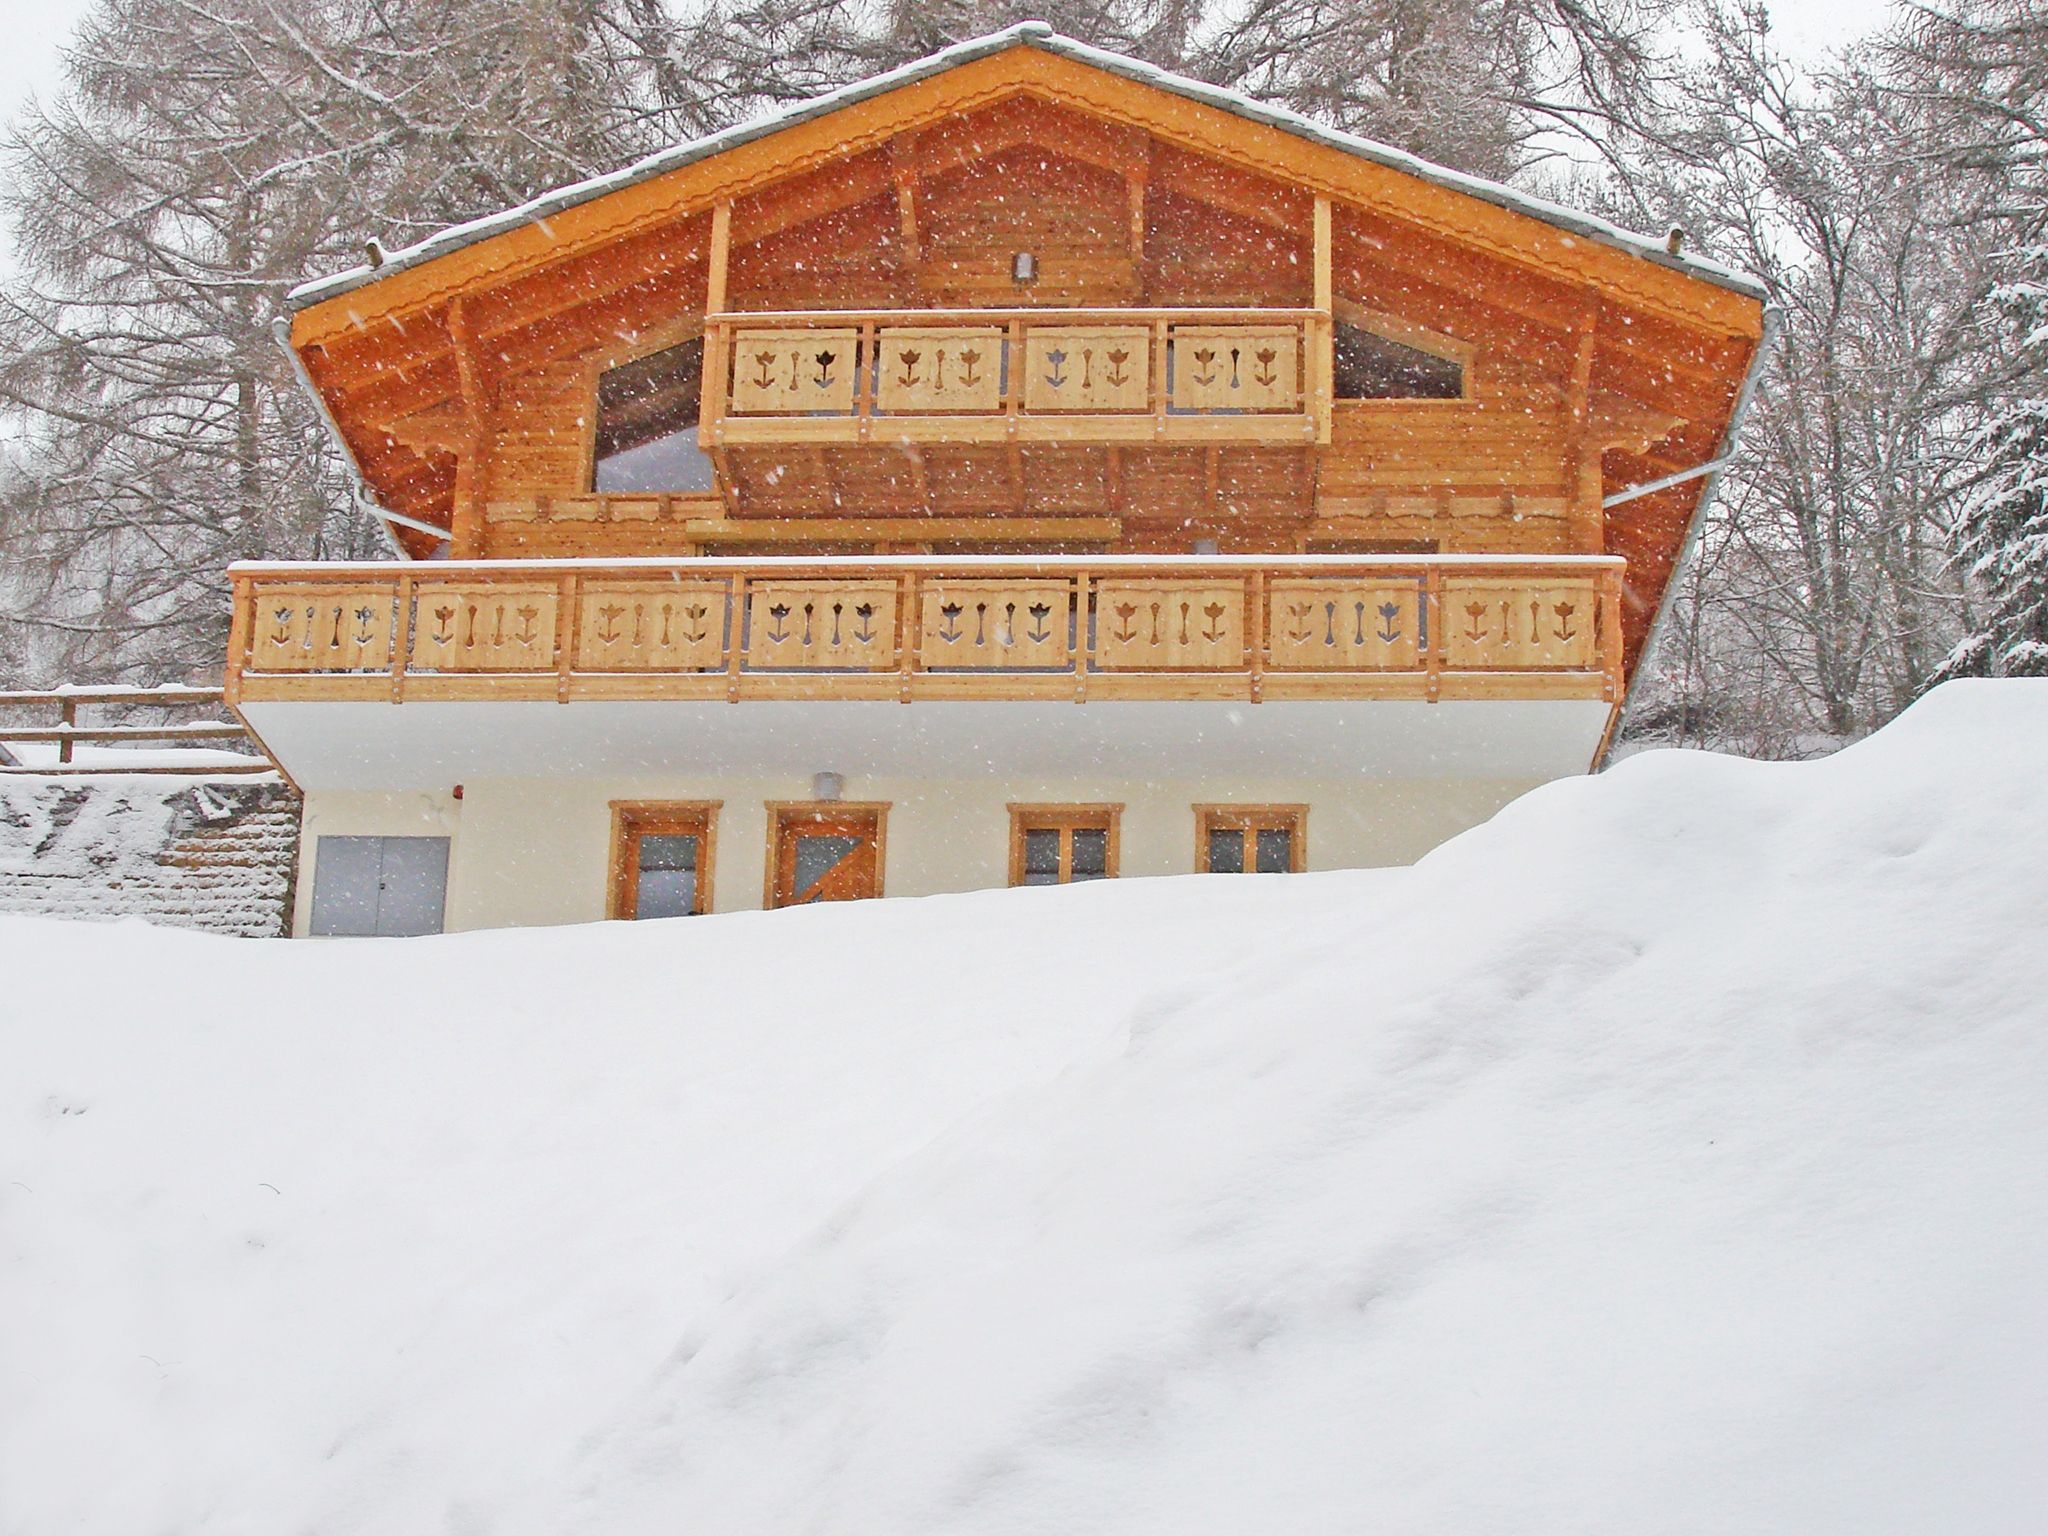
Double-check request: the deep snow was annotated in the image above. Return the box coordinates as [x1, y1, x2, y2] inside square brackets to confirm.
[4, 681, 2045, 1535]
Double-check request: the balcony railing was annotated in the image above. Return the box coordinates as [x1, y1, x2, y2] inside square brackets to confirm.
[226, 556, 1624, 706]
[702, 308, 1326, 448]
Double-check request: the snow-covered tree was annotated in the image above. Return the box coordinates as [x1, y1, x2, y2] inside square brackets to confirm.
[0, 0, 701, 683]
[1949, 262, 2048, 676]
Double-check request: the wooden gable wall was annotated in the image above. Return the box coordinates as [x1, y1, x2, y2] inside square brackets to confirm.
[289, 52, 1765, 673]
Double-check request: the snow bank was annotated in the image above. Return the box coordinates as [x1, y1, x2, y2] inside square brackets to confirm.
[4, 680, 2045, 1535]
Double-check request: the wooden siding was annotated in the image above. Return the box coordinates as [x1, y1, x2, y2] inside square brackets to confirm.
[285, 53, 1765, 688]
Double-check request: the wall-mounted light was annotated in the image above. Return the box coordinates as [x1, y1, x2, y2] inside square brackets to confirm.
[811, 771, 845, 802]
[1011, 251, 1037, 285]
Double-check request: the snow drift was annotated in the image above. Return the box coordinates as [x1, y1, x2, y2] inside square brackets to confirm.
[5, 680, 2046, 1535]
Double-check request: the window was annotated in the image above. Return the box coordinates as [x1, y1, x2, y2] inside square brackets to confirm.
[592, 339, 715, 493]
[1008, 804, 1121, 886]
[767, 803, 887, 907]
[309, 835, 449, 936]
[610, 802, 719, 919]
[1332, 322, 1463, 400]
[1195, 805, 1307, 875]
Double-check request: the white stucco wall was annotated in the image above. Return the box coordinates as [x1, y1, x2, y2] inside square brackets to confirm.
[291, 774, 1542, 933]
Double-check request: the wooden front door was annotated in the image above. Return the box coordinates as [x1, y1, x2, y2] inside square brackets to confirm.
[769, 804, 886, 908]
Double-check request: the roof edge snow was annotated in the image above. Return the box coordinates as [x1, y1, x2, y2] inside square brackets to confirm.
[284, 23, 1767, 313]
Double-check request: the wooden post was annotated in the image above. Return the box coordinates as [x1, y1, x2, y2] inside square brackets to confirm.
[1311, 194, 1334, 447]
[725, 573, 746, 702]
[897, 570, 917, 702]
[699, 202, 733, 463]
[1601, 566, 1625, 701]
[1006, 317, 1025, 510]
[856, 321, 877, 445]
[1247, 568, 1266, 703]
[705, 200, 731, 315]
[1566, 301, 1602, 554]
[555, 572, 577, 703]
[223, 574, 252, 708]
[1151, 319, 1170, 438]
[446, 296, 491, 559]
[56, 695, 75, 765]
[1424, 563, 1443, 704]
[390, 572, 413, 704]
[1073, 571, 1091, 702]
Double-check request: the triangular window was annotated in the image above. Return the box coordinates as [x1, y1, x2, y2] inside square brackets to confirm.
[1332, 323, 1463, 400]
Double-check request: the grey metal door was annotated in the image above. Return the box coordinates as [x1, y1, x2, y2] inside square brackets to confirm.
[309, 835, 448, 936]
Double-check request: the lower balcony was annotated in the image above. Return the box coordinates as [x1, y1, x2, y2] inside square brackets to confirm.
[227, 555, 1624, 708]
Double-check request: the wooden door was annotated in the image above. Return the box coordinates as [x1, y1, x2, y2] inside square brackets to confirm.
[769, 805, 885, 908]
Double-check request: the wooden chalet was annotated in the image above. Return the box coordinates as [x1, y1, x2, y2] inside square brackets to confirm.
[226, 25, 1771, 934]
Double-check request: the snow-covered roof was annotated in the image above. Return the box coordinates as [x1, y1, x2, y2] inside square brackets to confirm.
[285, 22, 1767, 313]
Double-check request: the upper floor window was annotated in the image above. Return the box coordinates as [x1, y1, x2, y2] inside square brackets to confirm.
[592, 339, 715, 493]
[1332, 322, 1463, 400]
[1009, 804, 1120, 886]
[1196, 805, 1307, 874]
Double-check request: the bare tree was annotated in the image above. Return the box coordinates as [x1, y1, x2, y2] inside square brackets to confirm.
[0, 0, 701, 684]
[1618, 2, 1996, 749]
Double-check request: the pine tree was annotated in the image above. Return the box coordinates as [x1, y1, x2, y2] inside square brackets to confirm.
[1950, 261, 2048, 677]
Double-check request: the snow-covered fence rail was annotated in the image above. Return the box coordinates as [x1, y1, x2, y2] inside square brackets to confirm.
[0, 686, 273, 774]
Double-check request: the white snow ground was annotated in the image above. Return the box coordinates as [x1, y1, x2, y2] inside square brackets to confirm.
[4, 680, 2045, 1535]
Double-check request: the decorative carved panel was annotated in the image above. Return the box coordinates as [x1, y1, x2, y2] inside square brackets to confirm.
[875, 327, 1004, 414]
[1266, 580, 1423, 670]
[410, 584, 559, 671]
[1023, 327, 1150, 413]
[1172, 326, 1301, 412]
[744, 581, 897, 669]
[1094, 580, 1244, 669]
[1442, 580, 1599, 669]
[249, 585, 395, 672]
[577, 583, 728, 671]
[729, 328, 859, 415]
[918, 581, 1071, 669]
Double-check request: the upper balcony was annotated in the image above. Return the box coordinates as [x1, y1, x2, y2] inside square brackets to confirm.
[701, 306, 1327, 450]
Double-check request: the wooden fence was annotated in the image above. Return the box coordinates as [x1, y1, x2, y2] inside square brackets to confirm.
[0, 686, 274, 774]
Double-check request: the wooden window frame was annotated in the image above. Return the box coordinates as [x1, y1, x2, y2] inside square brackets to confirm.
[1193, 803, 1308, 874]
[1007, 803, 1123, 886]
[763, 801, 891, 909]
[609, 800, 721, 919]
